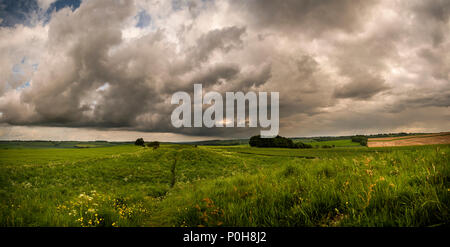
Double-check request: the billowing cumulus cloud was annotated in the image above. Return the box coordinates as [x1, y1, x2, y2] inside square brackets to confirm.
[0, 0, 449, 141]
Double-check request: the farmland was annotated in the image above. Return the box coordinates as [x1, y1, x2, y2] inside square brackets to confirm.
[0, 141, 448, 227]
[368, 132, 450, 147]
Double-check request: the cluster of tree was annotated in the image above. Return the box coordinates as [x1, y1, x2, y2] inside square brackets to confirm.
[249, 135, 293, 148]
[367, 132, 409, 138]
[249, 135, 312, 149]
[146, 141, 160, 149]
[134, 138, 160, 149]
[311, 137, 348, 142]
[351, 136, 368, 146]
[134, 138, 145, 146]
[296, 142, 313, 149]
[183, 139, 249, 146]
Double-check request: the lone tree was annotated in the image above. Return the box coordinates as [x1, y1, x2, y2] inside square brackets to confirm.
[135, 138, 145, 146]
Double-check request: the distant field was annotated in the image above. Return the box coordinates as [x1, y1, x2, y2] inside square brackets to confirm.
[368, 132, 450, 147]
[0, 141, 128, 149]
[0, 142, 448, 227]
[302, 139, 362, 148]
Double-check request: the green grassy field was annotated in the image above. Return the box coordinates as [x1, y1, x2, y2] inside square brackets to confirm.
[0, 141, 127, 149]
[0, 142, 448, 227]
[294, 139, 362, 148]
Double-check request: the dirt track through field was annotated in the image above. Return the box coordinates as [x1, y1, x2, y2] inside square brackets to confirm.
[368, 132, 450, 147]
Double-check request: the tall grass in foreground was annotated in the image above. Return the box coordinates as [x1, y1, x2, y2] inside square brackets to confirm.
[0, 144, 448, 226]
[158, 147, 449, 226]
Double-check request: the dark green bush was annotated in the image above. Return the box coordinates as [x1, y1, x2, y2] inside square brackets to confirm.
[295, 142, 313, 149]
[134, 138, 145, 146]
[351, 136, 368, 146]
[249, 135, 294, 148]
[249, 136, 313, 149]
[146, 141, 160, 149]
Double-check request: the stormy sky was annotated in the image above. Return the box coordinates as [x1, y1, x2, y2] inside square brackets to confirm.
[0, 0, 449, 141]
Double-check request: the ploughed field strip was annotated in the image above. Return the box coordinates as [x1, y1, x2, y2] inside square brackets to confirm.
[368, 132, 450, 147]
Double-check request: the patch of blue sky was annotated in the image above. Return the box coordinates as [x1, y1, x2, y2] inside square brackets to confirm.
[171, 0, 213, 13]
[0, 0, 39, 27]
[12, 64, 24, 74]
[12, 57, 27, 74]
[16, 81, 31, 91]
[11, 57, 34, 90]
[135, 10, 151, 29]
[46, 0, 81, 12]
[171, 0, 183, 12]
[0, 0, 81, 27]
[42, 0, 81, 25]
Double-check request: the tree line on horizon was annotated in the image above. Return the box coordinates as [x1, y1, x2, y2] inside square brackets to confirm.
[249, 135, 313, 149]
[135, 138, 160, 149]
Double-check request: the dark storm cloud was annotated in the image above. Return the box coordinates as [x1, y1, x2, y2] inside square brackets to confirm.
[0, 0, 269, 138]
[417, 47, 449, 81]
[228, 62, 272, 92]
[268, 54, 336, 120]
[385, 90, 450, 113]
[166, 25, 246, 84]
[404, 92, 450, 108]
[334, 76, 390, 100]
[184, 26, 246, 69]
[190, 63, 240, 87]
[412, 0, 450, 23]
[230, 0, 379, 35]
[408, 0, 450, 48]
[17, 0, 136, 125]
[0, 0, 449, 140]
